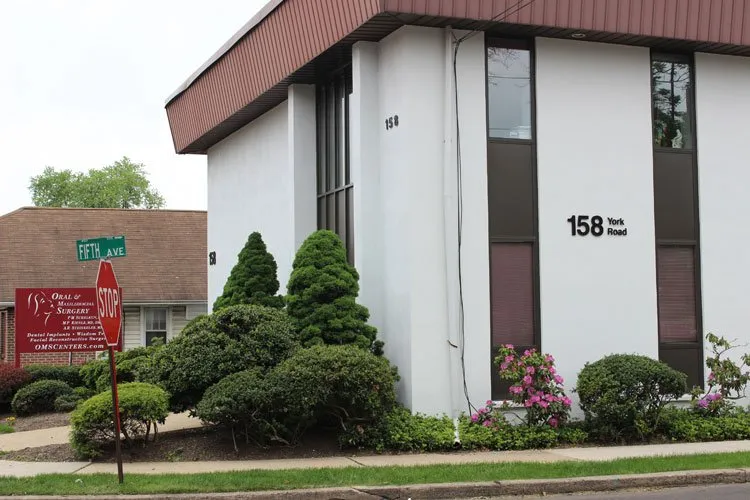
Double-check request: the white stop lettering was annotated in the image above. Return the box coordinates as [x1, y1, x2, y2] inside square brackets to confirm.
[97, 288, 120, 318]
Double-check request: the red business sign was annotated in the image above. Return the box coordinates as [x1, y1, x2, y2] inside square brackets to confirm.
[15, 288, 123, 358]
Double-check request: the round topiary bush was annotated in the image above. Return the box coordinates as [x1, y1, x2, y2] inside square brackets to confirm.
[152, 304, 298, 412]
[575, 354, 687, 441]
[0, 363, 31, 407]
[195, 369, 271, 450]
[70, 382, 169, 459]
[11, 380, 74, 416]
[265, 344, 399, 443]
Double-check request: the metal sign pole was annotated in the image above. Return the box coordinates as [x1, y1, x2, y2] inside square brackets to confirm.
[108, 344, 124, 484]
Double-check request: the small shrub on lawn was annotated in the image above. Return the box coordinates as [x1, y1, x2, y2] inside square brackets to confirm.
[70, 382, 169, 459]
[24, 364, 83, 388]
[0, 363, 31, 406]
[659, 407, 750, 442]
[213, 232, 285, 311]
[690, 332, 750, 416]
[493, 345, 572, 428]
[576, 354, 687, 442]
[285, 230, 380, 352]
[265, 344, 398, 444]
[153, 304, 298, 412]
[195, 369, 272, 451]
[342, 405, 456, 452]
[12, 380, 74, 416]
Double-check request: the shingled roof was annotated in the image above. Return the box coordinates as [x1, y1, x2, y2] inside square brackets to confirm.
[0, 207, 207, 304]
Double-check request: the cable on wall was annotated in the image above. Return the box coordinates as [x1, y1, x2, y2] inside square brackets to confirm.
[450, 0, 538, 416]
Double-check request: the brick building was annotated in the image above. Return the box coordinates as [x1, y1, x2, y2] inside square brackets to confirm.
[0, 207, 207, 365]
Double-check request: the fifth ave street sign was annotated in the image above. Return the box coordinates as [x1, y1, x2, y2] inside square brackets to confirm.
[77, 236, 127, 262]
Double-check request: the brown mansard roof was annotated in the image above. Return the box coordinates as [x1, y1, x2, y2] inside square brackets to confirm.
[0, 207, 207, 304]
[165, 0, 750, 155]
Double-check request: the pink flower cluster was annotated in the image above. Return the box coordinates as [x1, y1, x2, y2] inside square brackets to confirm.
[469, 400, 504, 430]
[697, 392, 722, 409]
[494, 344, 571, 428]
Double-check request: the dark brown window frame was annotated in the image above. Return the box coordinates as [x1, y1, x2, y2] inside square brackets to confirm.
[650, 51, 704, 389]
[316, 63, 354, 264]
[485, 37, 541, 400]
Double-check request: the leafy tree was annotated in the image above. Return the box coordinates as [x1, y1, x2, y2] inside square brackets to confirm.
[29, 156, 165, 209]
[286, 229, 379, 351]
[213, 232, 284, 311]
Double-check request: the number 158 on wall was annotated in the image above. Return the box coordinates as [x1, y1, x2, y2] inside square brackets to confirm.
[567, 215, 604, 237]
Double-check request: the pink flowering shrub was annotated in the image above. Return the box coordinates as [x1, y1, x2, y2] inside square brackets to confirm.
[690, 333, 750, 416]
[493, 345, 571, 428]
[469, 400, 507, 431]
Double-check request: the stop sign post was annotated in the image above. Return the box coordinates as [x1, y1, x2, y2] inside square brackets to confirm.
[95, 259, 124, 484]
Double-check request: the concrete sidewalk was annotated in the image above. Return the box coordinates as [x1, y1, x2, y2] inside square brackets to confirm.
[0, 412, 202, 453]
[1, 439, 749, 478]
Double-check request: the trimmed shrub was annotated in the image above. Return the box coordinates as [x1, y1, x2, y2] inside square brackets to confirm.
[80, 344, 163, 393]
[286, 230, 378, 351]
[342, 406, 456, 452]
[458, 416, 573, 451]
[25, 364, 83, 388]
[266, 345, 398, 444]
[12, 380, 74, 416]
[0, 363, 31, 406]
[70, 382, 169, 459]
[213, 232, 285, 311]
[153, 304, 298, 411]
[194, 369, 271, 450]
[576, 354, 687, 441]
[659, 407, 750, 442]
[54, 387, 97, 413]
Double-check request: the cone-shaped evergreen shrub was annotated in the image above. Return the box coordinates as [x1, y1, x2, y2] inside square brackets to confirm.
[286, 230, 378, 350]
[213, 232, 284, 311]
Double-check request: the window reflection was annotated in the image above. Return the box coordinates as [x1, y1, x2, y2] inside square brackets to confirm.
[652, 58, 693, 149]
[487, 46, 532, 140]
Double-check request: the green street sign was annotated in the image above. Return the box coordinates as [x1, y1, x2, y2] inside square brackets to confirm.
[77, 236, 127, 262]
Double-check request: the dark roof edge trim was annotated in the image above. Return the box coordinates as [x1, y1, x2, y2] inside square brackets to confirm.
[164, 0, 286, 106]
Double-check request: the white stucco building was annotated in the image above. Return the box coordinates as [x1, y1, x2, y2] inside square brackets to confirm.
[165, 0, 750, 416]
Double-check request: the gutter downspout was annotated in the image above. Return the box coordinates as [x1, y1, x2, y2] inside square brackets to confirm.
[443, 26, 463, 426]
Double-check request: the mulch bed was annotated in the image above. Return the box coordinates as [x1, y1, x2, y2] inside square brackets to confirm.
[0, 412, 71, 432]
[3, 427, 360, 463]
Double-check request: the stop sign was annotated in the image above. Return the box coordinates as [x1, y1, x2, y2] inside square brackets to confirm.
[96, 260, 122, 346]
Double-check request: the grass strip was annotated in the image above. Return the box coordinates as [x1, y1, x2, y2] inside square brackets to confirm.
[0, 451, 749, 496]
[0, 423, 14, 434]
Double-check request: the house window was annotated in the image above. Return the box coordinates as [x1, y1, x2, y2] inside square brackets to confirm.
[651, 53, 703, 389]
[145, 308, 168, 346]
[316, 65, 354, 263]
[486, 38, 539, 400]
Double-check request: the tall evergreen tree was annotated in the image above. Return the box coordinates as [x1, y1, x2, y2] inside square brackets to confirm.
[286, 230, 378, 351]
[213, 232, 284, 311]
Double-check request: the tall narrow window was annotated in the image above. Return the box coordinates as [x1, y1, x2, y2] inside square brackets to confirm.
[316, 66, 354, 263]
[486, 38, 539, 400]
[651, 53, 703, 389]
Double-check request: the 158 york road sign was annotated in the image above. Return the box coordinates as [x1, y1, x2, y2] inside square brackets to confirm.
[77, 236, 126, 262]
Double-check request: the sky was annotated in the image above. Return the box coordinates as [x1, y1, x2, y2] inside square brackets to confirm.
[0, 0, 269, 215]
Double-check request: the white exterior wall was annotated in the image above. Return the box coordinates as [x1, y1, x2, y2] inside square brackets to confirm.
[535, 38, 659, 406]
[696, 53, 750, 404]
[351, 26, 491, 416]
[207, 88, 316, 307]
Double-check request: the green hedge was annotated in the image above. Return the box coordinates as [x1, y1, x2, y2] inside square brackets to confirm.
[660, 408, 750, 442]
[24, 365, 83, 388]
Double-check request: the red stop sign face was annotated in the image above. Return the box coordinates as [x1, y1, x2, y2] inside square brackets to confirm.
[96, 260, 122, 346]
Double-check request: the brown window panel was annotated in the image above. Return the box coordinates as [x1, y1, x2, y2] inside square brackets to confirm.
[487, 142, 535, 239]
[657, 246, 698, 343]
[490, 242, 535, 348]
[653, 151, 696, 241]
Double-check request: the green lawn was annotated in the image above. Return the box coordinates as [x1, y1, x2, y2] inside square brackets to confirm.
[0, 452, 749, 496]
[0, 423, 14, 434]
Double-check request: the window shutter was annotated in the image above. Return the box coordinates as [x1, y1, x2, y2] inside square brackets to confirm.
[490, 243, 534, 347]
[657, 246, 698, 342]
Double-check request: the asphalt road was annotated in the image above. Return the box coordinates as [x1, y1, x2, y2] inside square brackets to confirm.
[467, 483, 750, 499]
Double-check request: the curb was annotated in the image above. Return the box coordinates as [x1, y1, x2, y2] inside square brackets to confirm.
[2, 468, 749, 499]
